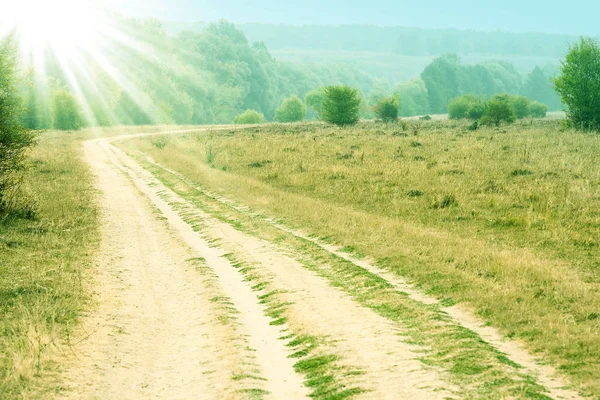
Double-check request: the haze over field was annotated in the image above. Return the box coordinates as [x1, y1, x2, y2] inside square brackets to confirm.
[2, 1, 600, 399]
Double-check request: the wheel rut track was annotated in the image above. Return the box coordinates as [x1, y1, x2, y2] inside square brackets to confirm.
[61, 127, 584, 400]
[105, 133, 458, 399]
[122, 128, 582, 400]
[59, 130, 307, 400]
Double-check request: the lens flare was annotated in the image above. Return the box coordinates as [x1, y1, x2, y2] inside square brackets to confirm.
[1, 0, 102, 58]
[0, 0, 162, 127]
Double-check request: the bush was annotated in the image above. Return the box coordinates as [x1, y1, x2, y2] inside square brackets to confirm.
[233, 109, 265, 125]
[0, 39, 37, 214]
[305, 87, 327, 120]
[448, 95, 485, 120]
[275, 96, 306, 123]
[322, 85, 361, 126]
[529, 101, 548, 118]
[372, 95, 400, 122]
[52, 89, 83, 130]
[554, 37, 600, 130]
[510, 96, 532, 119]
[480, 94, 516, 126]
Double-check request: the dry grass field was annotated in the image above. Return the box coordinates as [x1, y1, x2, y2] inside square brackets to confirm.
[119, 119, 600, 397]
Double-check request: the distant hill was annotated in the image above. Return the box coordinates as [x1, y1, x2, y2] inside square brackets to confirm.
[163, 22, 580, 57]
[162, 21, 574, 81]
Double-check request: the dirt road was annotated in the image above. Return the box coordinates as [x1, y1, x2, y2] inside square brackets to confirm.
[56, 129, 582, 399]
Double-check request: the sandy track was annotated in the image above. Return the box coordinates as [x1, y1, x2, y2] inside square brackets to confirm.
[107, 139, 454, 399]
[58, 127, 582, 400]
[57, 134, 307, 399]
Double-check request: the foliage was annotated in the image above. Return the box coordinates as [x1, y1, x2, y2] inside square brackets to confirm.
[52, 90, 83, 130]
[480, 94, 516, 126]
[16, 17, 380, 127]
[422, 55, 524, 114]
[449, 93, 547, 123]
[529, 101, 548, 118]
[274, 96, 306, 123]
[510, 95, 532, 119]
[448, 95, 485, 120]
[393, 78, 430, 117]
[322, 85, 361, 126]
[521, 66, 562, 111]
[372, 95, 400, 122]
[0, 39, 37, 214]
[421, 54, 461, 114]
[233, 109, 265, 124]
[305, 88, 326, 120]
[554, 37, 600, 130]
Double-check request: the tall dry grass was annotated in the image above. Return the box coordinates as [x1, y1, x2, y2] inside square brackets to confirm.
[125, 119, 600, 396]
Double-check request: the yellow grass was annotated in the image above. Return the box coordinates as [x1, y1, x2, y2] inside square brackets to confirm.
[121, 119, 600, 396]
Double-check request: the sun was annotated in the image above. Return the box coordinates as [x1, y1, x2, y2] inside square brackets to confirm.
[1, 0, 102, 58]
[0, 0, 160, 127]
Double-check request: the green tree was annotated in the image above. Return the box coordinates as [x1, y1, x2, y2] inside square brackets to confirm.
[481, 94, 516, 126]
[448, 95, 485, 120]
[554, 37, 600, 130]
[322, 85, 361, 126]
[372, 95, 400, 122]
[0, 39, 37, 212]
[274, 96, 306, 122]
[510, 95, 532, 119]
[52, 90, 83, 130]
[305, 88, 326, 120]
[529, 101, 548, 118]
[421, 54, 461, 113]
[394, 78, 430, 117]
[233, 109, 264, 124]
[521, 66, 562, 111]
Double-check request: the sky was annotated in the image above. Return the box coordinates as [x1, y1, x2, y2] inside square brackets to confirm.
[101, 0, 600, 36]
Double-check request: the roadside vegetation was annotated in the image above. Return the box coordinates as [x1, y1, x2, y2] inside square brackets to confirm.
[0, 131, 98, 397]
[0, 39, 37, 217]
[123, 119, 600, 397]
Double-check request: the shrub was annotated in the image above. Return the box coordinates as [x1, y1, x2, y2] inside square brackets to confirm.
[448, 95, 485, 120]
[466, 101, 487, 120]
[275, 96, 306, 123]
[529, 101, 548, 118]
[0, 39, 37, 214]
[554, 37, 600, 130]
[233, 109, 265, 125]
[305, 88, 326, 120]
[481, 94, 516, 126]
[52, 89, 83, 130]
[372, 95, 400, 122]
[322, 85, 361, 126]
[510, 96, 532, 119]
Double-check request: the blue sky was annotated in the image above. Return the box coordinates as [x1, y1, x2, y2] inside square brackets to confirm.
[103, 0, 599, 35]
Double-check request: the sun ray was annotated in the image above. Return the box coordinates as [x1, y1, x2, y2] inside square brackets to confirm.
[0, 0, 167, 128]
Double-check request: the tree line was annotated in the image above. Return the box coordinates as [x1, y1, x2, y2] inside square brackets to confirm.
[166, 22, 580, 58]
[16, 16, 565, 131]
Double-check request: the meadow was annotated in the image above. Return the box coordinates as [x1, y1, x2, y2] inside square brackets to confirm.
[122, 119, 600, 396]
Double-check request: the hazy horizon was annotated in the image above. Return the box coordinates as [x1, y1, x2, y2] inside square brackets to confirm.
[101, 0, 600, 36]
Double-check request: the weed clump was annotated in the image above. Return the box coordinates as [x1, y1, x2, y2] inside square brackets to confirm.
[407, 190, 424, 198]
[511, 169, 533, 177]
[433, 193, 458, 209]
[248, 160, 272, 168]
